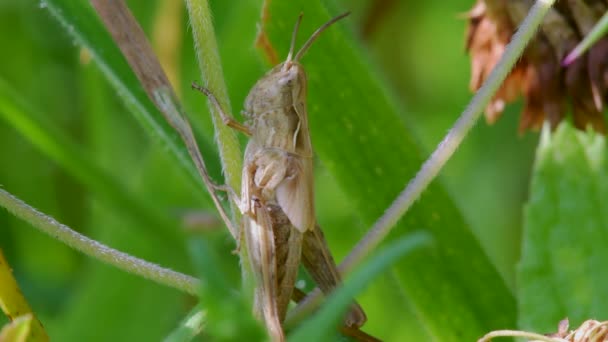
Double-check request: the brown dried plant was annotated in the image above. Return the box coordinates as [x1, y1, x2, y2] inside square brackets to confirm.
[466, 0, 608, 133]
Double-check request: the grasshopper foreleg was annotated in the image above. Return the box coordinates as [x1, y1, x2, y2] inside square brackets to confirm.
[191, 82, 252, 136]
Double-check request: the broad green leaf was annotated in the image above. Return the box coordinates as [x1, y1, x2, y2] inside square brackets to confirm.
[289, 232, 432, 342]
[261, 1, 515, 340]
[518, 123, 608, 331]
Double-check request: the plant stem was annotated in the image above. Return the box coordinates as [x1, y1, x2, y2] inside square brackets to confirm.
[477, 330, 560, 342]
[287, 0, 557, 324]
[184, 0, 253, 292]
[563, 10, 608, 65]
[184, 0, 243, 194]
[0, 188, 200, 295]
[162, 306, 206, 342]
[341, 0, 556, 281]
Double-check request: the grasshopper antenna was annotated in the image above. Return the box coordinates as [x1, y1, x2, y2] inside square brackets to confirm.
[294, 11, 350, 62]
[286, 12, 304, 63]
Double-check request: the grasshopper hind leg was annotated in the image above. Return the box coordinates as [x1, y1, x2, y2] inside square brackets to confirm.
[244, 203, 284, 341]
[302, 224, 367, 328]
[270, 209, 303, 321]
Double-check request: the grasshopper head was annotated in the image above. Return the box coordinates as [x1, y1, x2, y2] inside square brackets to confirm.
[243, 12, 349, 117]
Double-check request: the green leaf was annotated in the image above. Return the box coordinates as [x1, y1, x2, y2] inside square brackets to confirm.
[563, 10, 608, 65]
[162, 307, 205, 342]
[0, 79, 183, 250]
[0, 314, 33, 342]
[187, 236, 265, 342]
[261, 1, 515, 340]
[41, 0, 216, 199]
[0, 249, 48, 342]
[289, 232, 432, 342]
[518, 122, 608, 331]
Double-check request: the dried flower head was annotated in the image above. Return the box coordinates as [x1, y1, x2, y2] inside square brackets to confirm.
[466, 0, 608, 134]
[478, 318, 608, 342]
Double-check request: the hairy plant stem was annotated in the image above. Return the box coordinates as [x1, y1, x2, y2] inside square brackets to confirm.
[0, 189, 200, 295]
[183, 0, 255, 302]
[183, 0, 243, 194]
[287, 0, 558, 325]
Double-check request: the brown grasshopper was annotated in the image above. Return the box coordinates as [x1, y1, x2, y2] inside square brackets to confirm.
[193, 12, 367, 341]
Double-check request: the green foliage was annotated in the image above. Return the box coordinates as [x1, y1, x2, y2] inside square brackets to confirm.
[289, 232, 432, 342]
[162, 307, 205, 342]
[519, 123, 608, 332]
[42, 0, 213, 198]
[0, 314, 33, 342]
[188, 236, 265, 341]
[3, 0, 597, 341]
[262, 2, 514, 340]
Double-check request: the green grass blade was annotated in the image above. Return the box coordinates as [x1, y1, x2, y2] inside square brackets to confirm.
[289, 232, 432, 342]
[162, 307, 206, 342]
[518, 123, 608, 331]
[187, 237, 265, 341]
[41, 0, 211, 197]
[0, 79, 182, 247]
[563, 11, 608, 65]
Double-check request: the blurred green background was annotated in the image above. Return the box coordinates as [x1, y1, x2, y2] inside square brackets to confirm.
[0, 0, 538, 340]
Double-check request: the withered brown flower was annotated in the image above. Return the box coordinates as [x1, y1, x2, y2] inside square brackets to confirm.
[548, 319, 608, 341]
[466, 0, 608, 134]
[478, 318, 608, 341]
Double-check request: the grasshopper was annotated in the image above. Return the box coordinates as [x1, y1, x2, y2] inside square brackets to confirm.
[193, 12, 367, 341]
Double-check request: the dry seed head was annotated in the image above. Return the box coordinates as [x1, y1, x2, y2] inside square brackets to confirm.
[478, 318, 608, 342]
[541, 319, 608, 341]
[466, 0, 608, 134]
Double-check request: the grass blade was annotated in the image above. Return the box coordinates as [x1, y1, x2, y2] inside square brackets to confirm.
[88, 0, 238, 237]
[162, 307, 206, 342]
[289, 232, 432, 342]
[42, 0, 209, 200]
[0, 79, 182, 247]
